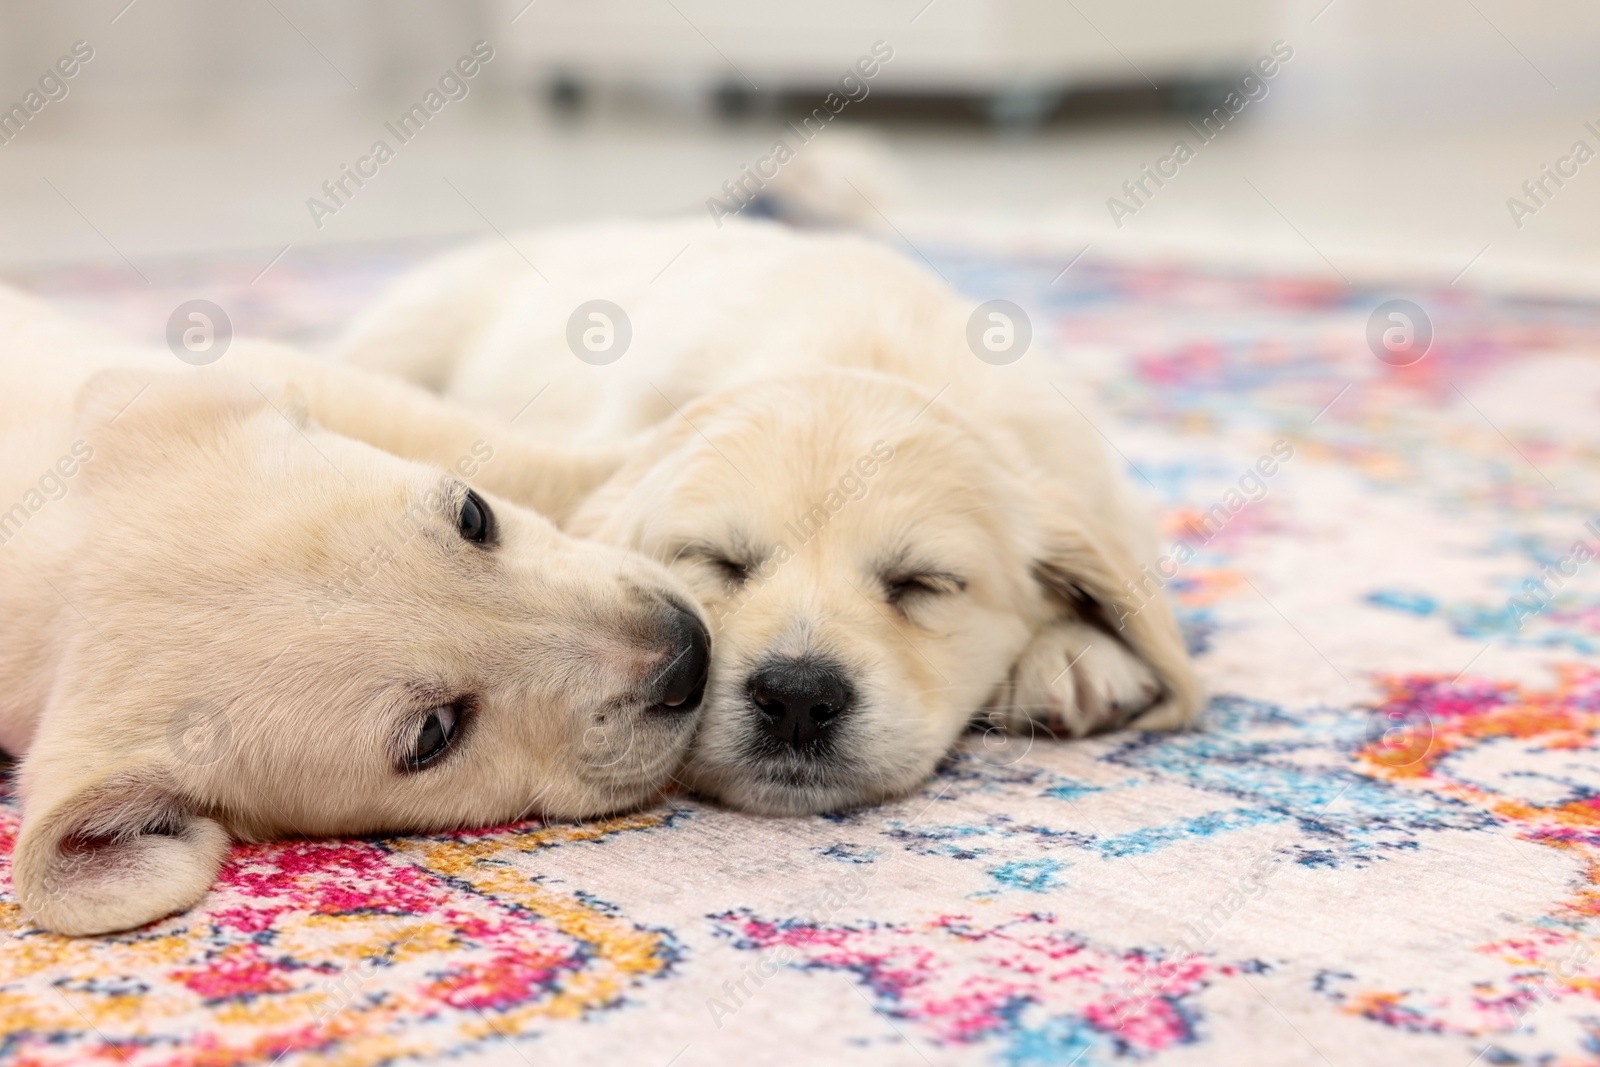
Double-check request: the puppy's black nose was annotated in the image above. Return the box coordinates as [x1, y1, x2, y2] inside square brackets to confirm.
[651, 607, 710, 713]
[748, 660, 852, 746]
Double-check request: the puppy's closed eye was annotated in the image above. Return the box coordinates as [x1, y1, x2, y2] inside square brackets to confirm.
[707, 556, 750, 586]
[674, 544, 751, 587]
[883, 571, 965, 612]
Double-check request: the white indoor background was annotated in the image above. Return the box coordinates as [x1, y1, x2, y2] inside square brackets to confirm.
[2, 0, 1599, 289]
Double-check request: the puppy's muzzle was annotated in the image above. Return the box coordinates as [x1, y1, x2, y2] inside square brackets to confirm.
[647, 605, 710, 714]
[747, 658, 852, 747]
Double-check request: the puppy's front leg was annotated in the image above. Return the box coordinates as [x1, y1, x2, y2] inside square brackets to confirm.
[991, 620, 1161, 738]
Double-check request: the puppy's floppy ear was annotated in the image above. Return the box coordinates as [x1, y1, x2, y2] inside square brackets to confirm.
[73, 367, 273, 485]
[565, 390, 735, 539]
[12, 766, 229, 936]
[75, 366, 268, 429]
[1032, 508, 1205, 731]
[272, 380, 314, 429]
[220, 347, 629, 524]
[73, 367, 155, 426]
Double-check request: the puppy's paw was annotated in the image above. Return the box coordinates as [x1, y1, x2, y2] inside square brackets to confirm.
[991, 622, 1161, 738]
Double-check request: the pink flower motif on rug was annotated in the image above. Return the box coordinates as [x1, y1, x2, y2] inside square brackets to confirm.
[710, 910, 1242, 1062]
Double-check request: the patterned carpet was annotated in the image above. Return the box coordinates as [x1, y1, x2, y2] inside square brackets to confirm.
[2, 237, 1599, 1066]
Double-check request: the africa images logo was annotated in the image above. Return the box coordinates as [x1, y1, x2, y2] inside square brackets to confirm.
[305, 42, 495, 229]
[1106, 40, 1294, 228]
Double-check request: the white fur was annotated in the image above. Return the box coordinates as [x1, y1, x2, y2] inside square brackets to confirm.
[337, 219, 1204, 815]
[0, 285, 707, 935]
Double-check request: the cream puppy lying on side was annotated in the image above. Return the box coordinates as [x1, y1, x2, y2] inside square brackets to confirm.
[338, 219, 1203, 816]
[0, 285, 708, 935]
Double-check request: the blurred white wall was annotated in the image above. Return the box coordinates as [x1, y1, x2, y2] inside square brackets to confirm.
[0, 1, 498, 118]
[1271, 0, 1600, 130]
[4, 1, 1599, 284]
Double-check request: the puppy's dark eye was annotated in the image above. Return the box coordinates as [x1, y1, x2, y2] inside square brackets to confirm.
[407, 703, 461, 769]
[884, 572, 965, 608]
[459, 490, 494, 545]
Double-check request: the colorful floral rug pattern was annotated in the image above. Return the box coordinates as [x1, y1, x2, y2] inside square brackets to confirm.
[2, 239, 1598, 1065]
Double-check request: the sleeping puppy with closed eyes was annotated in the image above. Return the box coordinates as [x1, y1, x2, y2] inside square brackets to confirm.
[337, 218, 1204, 816]
[0, 284, 708, 935]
